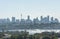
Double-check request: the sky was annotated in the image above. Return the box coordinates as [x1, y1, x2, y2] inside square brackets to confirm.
[0, 0, 60, 21]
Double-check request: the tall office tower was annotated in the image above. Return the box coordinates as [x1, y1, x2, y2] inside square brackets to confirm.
[54, 18, 59, 23]
[26, 15, 32, 25]
[41, 16, 43, 20]
[20, 19, 25, 25]
[12, 17, 16, 23]
[47, 16, 49, 20]
[33, 18, 35, 24]
[20, 14, 22, 23]
[35, 17, 39, 24]
[6, 18, 10, 23]
[33, 17, 39, 24]
[51, 17, 54, 23]
[47, 16, 49, 23]
[27, 15, 30, 20]
[40, 16, 43, 23]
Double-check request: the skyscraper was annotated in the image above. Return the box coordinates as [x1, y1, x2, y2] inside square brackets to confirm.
[47, 16, 49, 23]
[41, 16, 43, 21]
[6, 18, 10, 23]
[51, 17, 54, 23]
[12, 17, 16, 23]
[40, 16, 43, 23]
[27, 15, 30, 20]
[54, 18, 59, 23]
[25, 15, 32, 25]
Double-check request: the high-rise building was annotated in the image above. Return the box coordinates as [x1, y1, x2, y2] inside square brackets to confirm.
[12, 17, 16, 23]
[41, 17, 47, 23]
[25, 15, 32, 25]
[54, 18, 59, 23]
[27, 15, 30, 20]
[46, 16, 49, 23]
[40, 16, 43, 23]
[6, 18, 10, 23]
[33, 17, 39, 24]
[0, 19, 7, 24]
[41, 16, 43, 20]
[47, 16, 49, 21]
[51, 17, 54, 23]
[40, 16, 50, 24]
[20, 19, 25, 25]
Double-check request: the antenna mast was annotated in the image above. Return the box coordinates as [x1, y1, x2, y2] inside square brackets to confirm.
[21, 14, 22, 20]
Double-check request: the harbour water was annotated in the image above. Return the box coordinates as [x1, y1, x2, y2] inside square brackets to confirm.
[2, 29, 60, 34]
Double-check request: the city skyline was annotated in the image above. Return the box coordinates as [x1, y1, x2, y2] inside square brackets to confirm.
[0, 15, 59, 30]
[0, 0, 60, 21]
[0, 15, 59, 20]
[0, 15, 59, 23]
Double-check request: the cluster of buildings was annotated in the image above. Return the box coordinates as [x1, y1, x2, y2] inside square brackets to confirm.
[0, 15, 59, 24]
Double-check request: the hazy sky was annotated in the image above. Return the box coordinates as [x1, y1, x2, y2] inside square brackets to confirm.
[0, 0, 60, 20]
